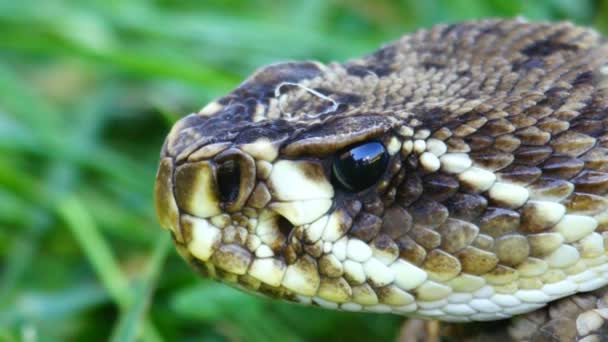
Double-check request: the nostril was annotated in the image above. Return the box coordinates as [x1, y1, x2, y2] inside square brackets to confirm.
[217, 159, 240, 203]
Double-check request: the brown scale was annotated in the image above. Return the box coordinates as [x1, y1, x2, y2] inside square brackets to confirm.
[421, 173, 460, 202]
[542, 156, 585, 178]
[478, 207, 521, 238]
[442, 193, 488, 222]
[409, 226, 442, 251]
[422, 249, 462, 281]
[395, 236, 427, 266]
[528, 177, 574, 202]
[471, 234, 494, 251]
[497, 165, 542, 185]
[572, 170, 608, 194]
[350, 212, 384, 241]
[371, 234, 400, 262]
[581, 147, 608, 172]
[470, 149, 514, 170]
[436, 218, 479, 254]
[379, 206, 411, 239]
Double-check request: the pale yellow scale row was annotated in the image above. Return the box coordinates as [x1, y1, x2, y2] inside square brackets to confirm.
[186, 212, 608, 322]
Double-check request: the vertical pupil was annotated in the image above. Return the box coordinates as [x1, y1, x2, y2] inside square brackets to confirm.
[217, 159, 240, 202]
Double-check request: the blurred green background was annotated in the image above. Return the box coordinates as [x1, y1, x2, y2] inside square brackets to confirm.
[1, 1, 608, 341]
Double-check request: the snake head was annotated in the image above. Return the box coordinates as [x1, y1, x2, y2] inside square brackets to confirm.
[154, 59, 425, 304]
[156, 19, 608, 321]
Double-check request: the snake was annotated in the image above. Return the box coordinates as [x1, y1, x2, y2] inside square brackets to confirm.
[154, 19, 608, 341]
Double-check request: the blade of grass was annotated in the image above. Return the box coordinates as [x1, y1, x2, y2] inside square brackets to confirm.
[0, 127, 152, 196]
[110, 234, 171, 342]
[57, 196, 130, 305]
[0, 190, 34, 226]
[0, 162, 76, 306]
[0, 328, 17, 342]
[0, 28, 239, 90]
[0, 65, 160, 197]
[57, 196, 164, 342]
[0, 284, 108, 326]
[79, 190, 156, 245]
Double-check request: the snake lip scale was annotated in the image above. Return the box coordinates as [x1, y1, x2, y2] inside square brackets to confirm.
[155, 18, 608, 340]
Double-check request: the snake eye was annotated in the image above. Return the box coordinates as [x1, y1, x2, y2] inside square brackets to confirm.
[217, 159, 241, 203]
[332, 141, 389, 192]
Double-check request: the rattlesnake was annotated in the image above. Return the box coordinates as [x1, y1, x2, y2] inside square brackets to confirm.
[155, 18, 608, 341]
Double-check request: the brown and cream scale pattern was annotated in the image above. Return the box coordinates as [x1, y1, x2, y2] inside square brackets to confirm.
[155, 19, 608, 339]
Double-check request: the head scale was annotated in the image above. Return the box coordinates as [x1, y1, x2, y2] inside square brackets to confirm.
[155, 57, 418, 304]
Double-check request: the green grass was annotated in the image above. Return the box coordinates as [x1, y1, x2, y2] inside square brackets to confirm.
[1, 0, 607, 341]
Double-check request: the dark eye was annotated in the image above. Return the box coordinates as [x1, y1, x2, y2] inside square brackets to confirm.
[332, 141, 389, 192]
[217, 159, 241, 203]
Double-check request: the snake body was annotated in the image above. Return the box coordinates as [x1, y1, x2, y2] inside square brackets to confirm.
[155, 19, 608, 340]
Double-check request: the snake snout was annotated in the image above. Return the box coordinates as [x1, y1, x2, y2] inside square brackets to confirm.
[164, 147, 256, 223]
